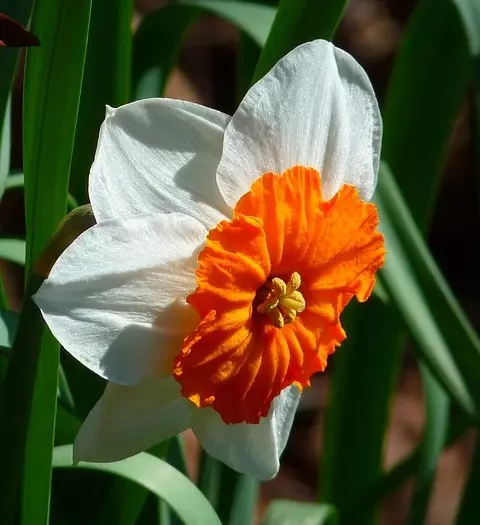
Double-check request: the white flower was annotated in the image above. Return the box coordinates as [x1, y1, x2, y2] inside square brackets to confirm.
[34, 40, 383, 480]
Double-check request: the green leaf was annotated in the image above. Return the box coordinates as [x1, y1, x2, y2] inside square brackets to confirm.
[52, 445, 222, 525]
[198, 451, 258, 525]
[3, 172, 79, 210]
[407, 365, 449, 525]
[376, 163, 480, 420]
[4, 172, 25, 191]
[0, 97, 11, 198]
[382, 0, 471, 225]
[23, 0, 91, 273]
[132, 4, 199, 99]
[455, 435, 480, 524]
[252, 0, 348, 81]
[70, 0, 133, 204]
[182, 0, 275, 46]
[0, 238, 26, 265]
[342, 411, 470, 521]
[94, 440, 171, 525]
[262, 500, 337, 525]
[0, 0, 34, 130]
[0, 309, 19, 349]
[451, 0, 480, 56]
[132, 1, 275, 99]
[1, 0, 93, 523]
[322, 300, 403, 525]
[236, 32, 261, 102]
[324, 1, 478, 521]
[0, 276, 46, 525]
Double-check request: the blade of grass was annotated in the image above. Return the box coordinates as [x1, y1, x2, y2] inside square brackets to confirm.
[262, 501, 337, 525]
[325, 0, 478, 521]
[0, 96, 11, 197]
[407, 365, 449, 525]
[1, 1, 92, 523]
[94, 439, 172, 525]
[252, 0, 348, 82]
[382, 0, 471, 226]
[3, 172, 79, 209]
[236, 32, 261, 103]
[181, 0, 275, 45]
[343, 410, 470, 522]
[52, 445, 222, 525]
[0, 0, 33, 129]
[323, 299, 403, 525]
[376, 163, 480, 419]
[0, 275, 46, 524]
[0, 309, 18, 348]
[0, 238, 25, 265]
[132, 1, 275, 99]
[70, 0, 132, 204]
[455, 434, 480, 524]
[198, 451, 259, 525]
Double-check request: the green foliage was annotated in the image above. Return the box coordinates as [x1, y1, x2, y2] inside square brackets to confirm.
[70, 0, 133, 204]
[0, 0, 92, 523]
[253, 0, 348, 81]
[0, 0, 480, 524]
[132, 0, 275, 99]
[262, 501, 337, 525]
[0, 238, 25, 266]
[0, 97, 11, 197]
[53, 445, 222, 525]
[0, 0, 34, 129]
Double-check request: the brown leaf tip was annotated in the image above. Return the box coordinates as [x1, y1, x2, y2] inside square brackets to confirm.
[0, 13, 40, 47]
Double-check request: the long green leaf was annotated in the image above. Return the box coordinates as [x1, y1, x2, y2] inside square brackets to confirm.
[325, 1, 477, 521]
[0, 309, 18, 349]
[342, 411, 470, 522]
[70, 0, 132, 204]
[132, 1, 275, 99]
[236, 32, 261, 102]
[382, 0, 471, 226]
[376, 164, 480, 419]
[3, 172, 79, 209]
[182, 0, 275, 46]
[0, 238, 26, 265]
[52, 445, 222, 525]
[0, 276, 45, 524]
[198, 451, 258, 525]
[0, 97, 11, 198]
[323, 300, 402, 525]
[407, 365, 449, 525]
[0, 0, 33, 129]
[262, 501, 337, 525]
[455, 434, 480, 524]
[252, 0, 348, 81]
[7, 1, 92, 524]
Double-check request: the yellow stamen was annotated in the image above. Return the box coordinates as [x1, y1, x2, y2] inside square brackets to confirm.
[257, 272, 306, 328]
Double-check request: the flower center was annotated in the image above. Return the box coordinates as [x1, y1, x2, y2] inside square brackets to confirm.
[173, 166, 385, 425]
[256, 272, 305, 328]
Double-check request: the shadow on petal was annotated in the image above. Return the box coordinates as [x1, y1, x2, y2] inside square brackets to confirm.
[99, 299, 199, 383]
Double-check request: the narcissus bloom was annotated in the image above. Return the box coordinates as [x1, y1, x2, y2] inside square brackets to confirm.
[34, 40, 384, 480]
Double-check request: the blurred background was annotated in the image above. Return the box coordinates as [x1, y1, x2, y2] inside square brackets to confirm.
[1, 0, 479, 524]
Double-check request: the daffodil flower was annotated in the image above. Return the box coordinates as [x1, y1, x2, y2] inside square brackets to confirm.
[34, 40, 385, 480]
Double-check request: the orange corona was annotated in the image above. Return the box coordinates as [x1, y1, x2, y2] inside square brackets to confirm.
[173, 166, 385, 424]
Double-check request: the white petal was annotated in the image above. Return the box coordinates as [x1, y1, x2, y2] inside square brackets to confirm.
[191, 386, 301, 480]
[216, 39, 382, 206]
[89, 98, 232, 228]
[74, 377, 191, 462]
[34, 212, 205, 385]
